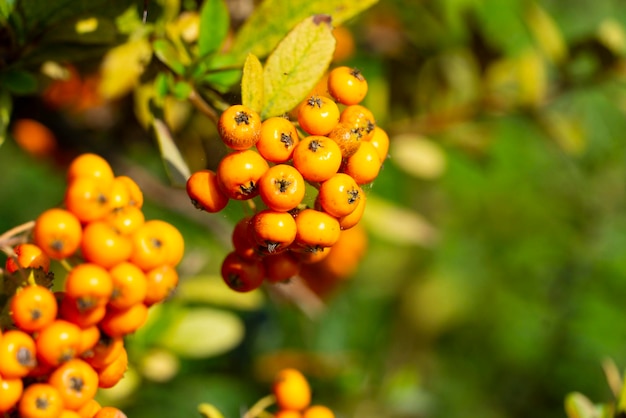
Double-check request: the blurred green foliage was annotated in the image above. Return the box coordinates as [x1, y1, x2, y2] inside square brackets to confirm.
[3, 0, 626, 417]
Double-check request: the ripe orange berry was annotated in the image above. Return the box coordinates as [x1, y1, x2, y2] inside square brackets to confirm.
[186, 169, 230, 213]
[108, 262, 148, 310]
[275, 411, 302, 418]
[64, 263, 113, 311]
[99, 302, 148, 337]
[257, 116, 300, 163]
[66, 153, 114, 184]
[104, 205, 145, 235]
[129, 220, 185, 271]
[297, 95, 340, 136]
[33, 208, 82, 260]
[331, 26, 355, 62]
[292, 136, 342, 183]
[263, 252, 301, 283]
[0, 374, 23, 413]
[338, 187, 366, 230]
[0, 330, 37, 378]
[339, 105, 376, 141]
[217, 104, 262, 150]
[60, 410, 82, 418]
[82, 334, 124, 370]
[5, 243, 50, 273]
[366, 126, 389, 163]
[231, 216, 258, 260]
[96, 346, 128, 389]
[59, 294, 107, 328]
[258, 164, 306, 212]
[250, 209, 298, 254]
[76, 398, 102, 417]
[81, 221, 133, 268]
[273, 368, 311, 411]
[143, 264, 179, 306]
[10, 284, 58, 332]
[294, 209, 341, 250]
[327, 122, 362, 158]
[36, 319, 82, 366]
[48, 358, 99, 410]
[93, 406, 128, 418]
[216, 149, 269, 200]
[221, 251, 265, 293]
[303, 405, 335, 418]
[327, 66, 368, 105]
[115, 175, 144, 208]
[107, 176, 132, 211]
[18, 383, 64, 418]
[340, 141, 381, 185]
[317, 173, 362, 218]
[64, 176, 113, 223]
[11, 118, 57, 158]
[77, 325, 101, 356]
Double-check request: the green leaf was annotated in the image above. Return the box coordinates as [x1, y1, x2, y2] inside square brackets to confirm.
[0, 0, 16, 22]
[241, 53, 264, 113]
[564, 392, 597, 418]
[175, 275, 263, 311]
[198, 0, 229, 56]
[171, 80, 193, 101]
[231, 0, 378, 60]
[153, 39, 185, 75]
[1, 69, 38, 94]
[158, 307, 245, 358]
[261, 15, 335, 119]
[0, 89, 12, 148]
[151, 117, 191, 186]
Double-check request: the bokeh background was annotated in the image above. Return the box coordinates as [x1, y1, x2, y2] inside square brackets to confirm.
[3, 0, 626, 417]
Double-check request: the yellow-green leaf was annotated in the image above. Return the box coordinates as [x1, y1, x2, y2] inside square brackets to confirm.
[231, 0, 378, 61]
[152, 118, 191, 186]
[564, 392, 596, 418]
[198, 403, 225, 418]
[198, 0, 229, 56]
[261, 15, 335, 119]
[0, 88, 12, 148]
[159, 307, 245, 358]
[153, 39, 185, 75]
[175, 275, 264, 311]
[241, 53, 264, 114]
[99, 38, 152, 100]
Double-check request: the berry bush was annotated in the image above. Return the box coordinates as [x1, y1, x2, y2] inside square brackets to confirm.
[3, 1, 626, 418]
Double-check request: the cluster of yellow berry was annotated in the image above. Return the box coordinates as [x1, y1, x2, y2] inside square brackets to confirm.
[0, 153, 183, 417]
[186, 66, 388, 293]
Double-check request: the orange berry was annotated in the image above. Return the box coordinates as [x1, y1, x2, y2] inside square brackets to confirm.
[340, 141, 381, 185]
[104, 205, 145, 235]
[96, 346, 128, 389]
[18, 383, 64, 418]
[273, 368, 311, 411]
[64, 176, 113, 223]
[93, 406, 128, 418]
[317, 173, 362, 218]
[99, 302, 149, 337]
[327, 66, 368, 106]
[216, 149, 269, 200]
[66, 153, 114, 184]
[366, 126, 389, 163]
[64, 263, 113, 311]
[292, 136, 342, 183]
[33, 208, 82, 260]
[82, 334, 124, 370]
[143, 264, 179, 306]
[11, 118, 57, 158]
[217, 104, 262, 150]
[186, 169, 230, 213]
[36, 319, 82, 366]
[298, 95, 340, 136]
[129, 220, 185, 271]
[294, 209, 341, 251]
[0, 374, 23, 413]
[257, 116, 300, 163]
[0, 330, 37, 378]
[48, 358, 99, 410]
[249, 209, 297, 254]
[5, 243, 50, 273]
[10, 284, 58, 332]
[303, 405, 335, 418]
[258, 164, 306, 212]
[221, 251, 265, 292]
[108, 261, 148, 310]
[80, 221, 133, 268]
[263, 252, 301, 283]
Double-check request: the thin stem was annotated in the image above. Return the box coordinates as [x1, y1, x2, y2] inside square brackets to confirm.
[0, 220, 35, 247]
[188, 88, 219, 125]
[242, 394, 276, 418]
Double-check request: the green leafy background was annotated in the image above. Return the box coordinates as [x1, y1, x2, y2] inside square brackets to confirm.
[3, 0, 626, 417]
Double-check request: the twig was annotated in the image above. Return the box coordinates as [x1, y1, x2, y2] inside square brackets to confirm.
[0, 220, 35, 247]
[188, 89, 219, 125]
[242, 394, 276, 418]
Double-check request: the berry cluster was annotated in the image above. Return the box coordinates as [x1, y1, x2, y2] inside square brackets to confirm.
[272, 368, 334, 418]
[186, 66, 388, 293]
[0, 153, 183, 417]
